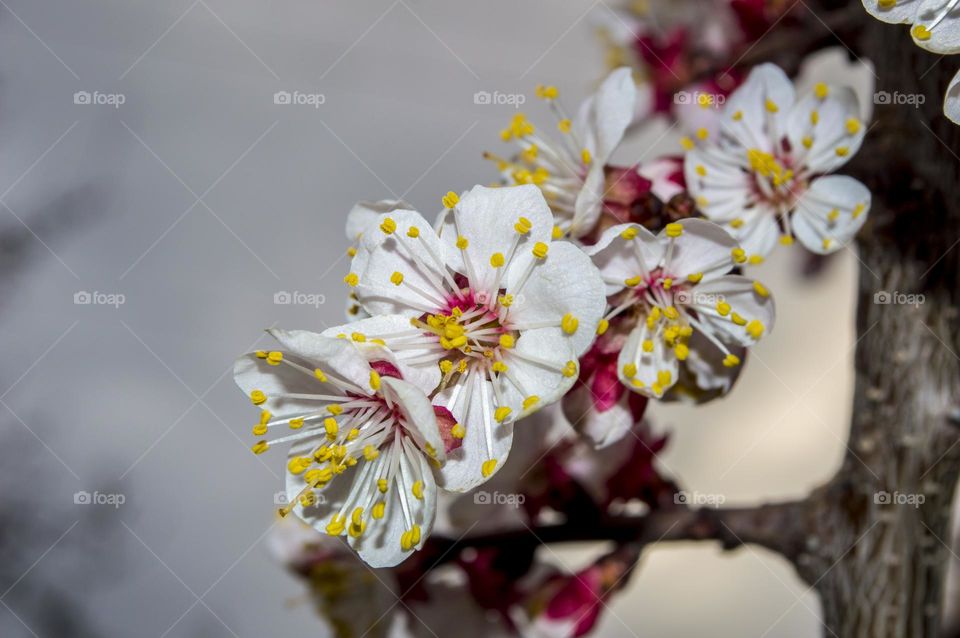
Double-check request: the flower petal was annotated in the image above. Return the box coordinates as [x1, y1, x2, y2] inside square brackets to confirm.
[573, 67, 637, 164]
[727, 208, 781, 259]
[687, 275, 776, 347]
[861, 0, 920, 23]
[438, 184, 554, 296]
[945, 68, 960, 125]
[617, 322, 679, 399]
[665, 218, 739, 283]
[791, 175, 871, 255]
[586, 223, 663, 296]
[719, 63, 796, 151]
[506, 241, 606, 356]
[380, 376, 446, 465]
[684, 147, 753, 223]
[571, 163, 606, 237]
[912, 0, 960, 53]
[346, 199, 411, 241]
[785, 86, 865, 174]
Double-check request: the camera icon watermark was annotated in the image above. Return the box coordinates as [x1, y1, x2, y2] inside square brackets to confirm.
[74, 490, 126, 508]
[874, 490, 924, 508]
[473, 90, 526, 109]
[675, 290, 725, 305]
[874, 91, 925, 107]
[873, 290, 925, 307]
[74, 290, 125, 308]
[274, 490, 325, 506]
[73, 91, 126, 108]
[674, 490, 726, 508]
[273, 90, 326, 108]
[274, 290, 326, 308]
[674, 91, 726, 108]
[473, 490, 525, 508]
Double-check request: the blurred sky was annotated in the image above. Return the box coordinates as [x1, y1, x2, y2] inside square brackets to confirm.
[0, 1, 887, 636]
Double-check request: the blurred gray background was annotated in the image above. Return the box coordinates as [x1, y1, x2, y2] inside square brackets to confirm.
[0, 1, 914, 636]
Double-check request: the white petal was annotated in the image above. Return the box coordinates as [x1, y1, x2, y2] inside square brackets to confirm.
[688, 275, 776, 347]
[503, 327, 579, 411]
[562, 385, 636, 448]
[570, 163, 606, 238]
[617, 322, 679, 398]
[862, 0, 920, 23]
[586, 223, 663, 296]
[353, 210, 453, 317]
[235, 353, 338, 423]
[792, 175, 871, 254]
[346, 199, 411, 241]
[728, 209, 781, 259]
[506, 241, 606, 356]
[380, 376, 445, 464]
[573, 67, 637, 163]
[684, 147, 753, 223]
[665, 218, 738, 283]
[435, 372, 514, 491]
[720, 63, 795, 150]
[666, 331, 745, 402]
[322, 315, 442, 395]
[438, 184, 554, 295]
[945, 67, 960, 125]
[912, 0, 960, 53]
[785, 87, 865, 174]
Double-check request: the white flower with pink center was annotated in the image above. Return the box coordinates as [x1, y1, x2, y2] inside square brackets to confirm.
[336, 184, 606, 489]
[484, 68, 637, 239]
[684, 63, 871, 259]
[587, 218, 775, 402]
[235, 329, 455, 567]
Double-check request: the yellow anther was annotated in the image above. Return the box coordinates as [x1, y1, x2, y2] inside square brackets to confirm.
[779, 235, 794, 246]
[912, 24, 932, 41]
[439, 359, 453, 374]
[687, 272, 703, 284]
[822, 237, 833, 249]
[732, 110, 743, 121]
[802, 135, 814, 149]
[753, 281, 770, 298]
[255, 350, 267, 359]
[623, 363, 637, 378]
[695, 164, 707, 177]
[377, 478, 388, 493]
[562, 360, 578, 377]
[621, 226, 638, 240]
[490, 252, 505, 268]
[845, 118, 861, 135]
[814, 82, 829, 99]
[314, 368, 327, 382]
[344, 273, 359, 287]
[499, 334, 515, 349]
[370, 370, 381, 391]
[523, 395, 540, 410]
[251, 440, 269, 455]
[324, 417, 338, 438]
[351, 332, 366, 343]
[411, 481, 424, 500]
[642, 339, 654, 353]
[731, 313, 747, 326]
[481, 459, 498, 477]
[552, 225, 564, 240]
[347, 246, 357, 257]
[287, 456, 311, 475]
[731, 248, 747, 264]
[456, 235, 469, 249]
[515, 217, 532, 235]
[665, 223, 683, 238]
[748, 254, 764, 265]
[723, 353, 741, 367]
[407, 226, 420, 238]
[561, 313, 579, 335]
[442, 191, 460, 208]
[451, 423, 466, 439]
[624, 275, 642, 287]
[558, 118, 572, 133]
[492, 361, 508, 374]
[716, 301, 731, 316]
[289, 417, 304, 430]
[657, 370, 672, 387]
[675, 343, 689, 360]
[663, 306, 679, 320]
[852, 203, 866, 219]
[765, 99, 778, 113]
[535, 84, 559, 100]
[680, 136, 695, 150]
[327, 404, 344, 416]
[827, 208, 840, 222]
[581, 148, 592, 165]
[597, 319, 610, 336]
[730, 218, 745, 229]
[380, 218, 397, 235]
[362, 444, 380, 461]
[746, 320, 765, 339]
[253, 422, 268, 436]
[532, 242, 549, 259]
[696, 127, 709, 140]
[494, 406, 512, 423]
[388, 271, 404, 287]
[835, 146, 849, 157]
[372, 502, 385, 519]
[250, 390, 267, 405]
[325, 516, 345, 536]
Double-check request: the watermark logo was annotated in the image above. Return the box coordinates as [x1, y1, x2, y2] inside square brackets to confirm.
[273, 90, 326, 108]
[74, 91, 126, 108]
[74, 290, 125, 308]
[274, 491, 325, 506]
[473, 490, 525, 508]
[674, 91, 726, 108]
[274, 290, 326, 308]
[873, 290, 924, 306]
[473, 90, 526, 109]
[74, 490, 126, 508]
[675, 290, 725, 305]
[874, 490, 924, 508]
[674, 490, 726, 507]
[874, 91, 925, 107]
